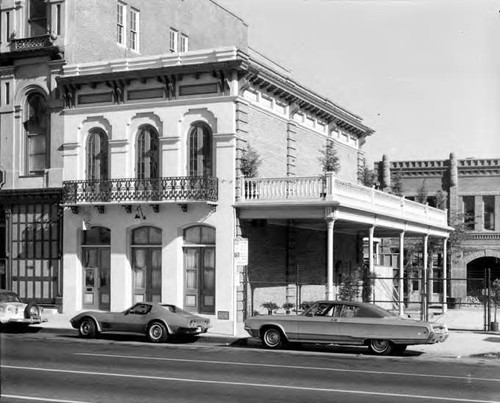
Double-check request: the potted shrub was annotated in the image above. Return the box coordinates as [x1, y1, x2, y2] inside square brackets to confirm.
[282, 302, 295, 315]
[261, 301, 279, 315]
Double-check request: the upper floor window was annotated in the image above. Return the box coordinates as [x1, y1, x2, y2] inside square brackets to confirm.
[117, 2, 126, 45]
[484, 196, 495, 231]
[462, 196, 475, 230]
[23, 93, 49, 175]
[188, 122, 212, 177]
[136, 125, 159, 179]
[129, 8, 139, 51]
[169, 29, 178, 52]
[87, 129, 109, 181]
[180, 34, 189, 52]
[28, 0, 48, 37]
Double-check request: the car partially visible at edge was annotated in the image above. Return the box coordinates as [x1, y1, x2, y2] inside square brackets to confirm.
[0, 289, 47, 327]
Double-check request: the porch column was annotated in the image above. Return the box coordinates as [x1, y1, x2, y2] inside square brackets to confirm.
[369, 226, 375, 303]
[442, 238, 448, 314]
[326, 217, 335, 301]
[422, 234, 429, 321]
[399, 232, 405, 316]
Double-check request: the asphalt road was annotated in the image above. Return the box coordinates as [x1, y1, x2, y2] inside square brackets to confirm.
[1, 331, 499, 403]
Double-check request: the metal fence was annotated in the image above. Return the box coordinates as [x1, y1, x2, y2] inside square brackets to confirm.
[241, 272, 498, 331]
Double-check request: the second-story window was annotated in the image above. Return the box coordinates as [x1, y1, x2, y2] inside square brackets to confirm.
[87, 129, 109, 181]
[23, 93, 49, 175]
[130, 8, 139, 51]
[180, 34, 189, 52]
[484, 196, 495, 231]
[136, 125, 159, 180]
[28, 0, 48, 37]
[463, 196, 475, 230]
[188, 122, 212, 177]
[169, 29, 178, 52]
[117, 2, 126, 45]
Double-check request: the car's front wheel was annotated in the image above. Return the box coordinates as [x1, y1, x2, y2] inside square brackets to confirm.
[78, 317, 97, 338]
[261, 327, 285, 349]
[147, 321, 168, 343]
[368, 339, 394, 355]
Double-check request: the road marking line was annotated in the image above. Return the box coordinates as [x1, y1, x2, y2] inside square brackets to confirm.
[74, 352, 500, 383]
[2, 365, 499, 403]
[1, 394, 91, 403]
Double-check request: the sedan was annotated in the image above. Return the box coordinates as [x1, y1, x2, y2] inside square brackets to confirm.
[0, 289, 46, 327]
[244, 300, 448, 355]
[70, 302, 211, 343]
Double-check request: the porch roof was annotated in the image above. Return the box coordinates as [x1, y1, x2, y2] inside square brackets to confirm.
[235, 175, 453, 239]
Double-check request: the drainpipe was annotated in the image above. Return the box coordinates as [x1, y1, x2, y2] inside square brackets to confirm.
[326, 216, 335, 301]
[442, 238, 448, 315]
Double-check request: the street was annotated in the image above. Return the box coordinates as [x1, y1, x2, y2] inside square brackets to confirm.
[1, 331, 499, 402]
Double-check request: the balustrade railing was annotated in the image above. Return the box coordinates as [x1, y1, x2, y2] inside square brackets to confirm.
[63, 176, 218, 204]
[11, 35, 54, 51]
[240, 175, 448, 225]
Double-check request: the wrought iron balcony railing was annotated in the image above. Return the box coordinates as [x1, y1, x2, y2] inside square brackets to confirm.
[11, 35, 54, 51]
[62, 176, 218, 204]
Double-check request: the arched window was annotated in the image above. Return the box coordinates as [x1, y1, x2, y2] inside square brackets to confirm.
[183, 225, 215, 314]
[23, 92, 49, 175]
[87, 129, 109, 180]
[136, 125, 159, 179]
[188, 122, 212, 177]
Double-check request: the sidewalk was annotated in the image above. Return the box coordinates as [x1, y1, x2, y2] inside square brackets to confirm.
[34, 309, 500, 361]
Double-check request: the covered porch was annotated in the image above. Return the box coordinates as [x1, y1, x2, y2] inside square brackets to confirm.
[235, 174, 453, 319]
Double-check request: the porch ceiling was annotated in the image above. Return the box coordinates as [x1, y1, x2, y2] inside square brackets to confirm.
[236, 204, 451, 239]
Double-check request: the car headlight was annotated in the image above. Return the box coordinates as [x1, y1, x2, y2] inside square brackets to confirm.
[189, 320, 198, 328]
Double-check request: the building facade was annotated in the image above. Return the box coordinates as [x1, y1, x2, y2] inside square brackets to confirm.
[1, 0, 452, 329]
[376, 154, 500, 306]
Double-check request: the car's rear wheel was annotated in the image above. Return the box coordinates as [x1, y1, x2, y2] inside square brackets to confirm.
[147, 321, 168, 343]
[368, 339, 394, 355]
[261, 327, 285, 349]
[78, 317, 97, 338]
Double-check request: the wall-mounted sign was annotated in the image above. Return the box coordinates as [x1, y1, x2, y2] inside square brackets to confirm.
[234, 237, 248, 266]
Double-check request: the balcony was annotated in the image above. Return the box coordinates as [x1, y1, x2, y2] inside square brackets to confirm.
[11, 35, 54, 51]
[62, 177, 218, 205]
[239, 175, 448, 226]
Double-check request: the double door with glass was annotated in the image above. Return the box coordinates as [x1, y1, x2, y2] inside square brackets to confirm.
[184, 247, 215, 314]
[82, 247, 110, 310]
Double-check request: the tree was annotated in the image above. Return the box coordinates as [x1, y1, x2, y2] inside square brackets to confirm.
[435, 189, 448, 211]
[318, 141, 340, 174]
[391, 170, 404, 196]
[360, 165, 376, 187]
[416, 179, 428, 204]
[240, 144, 261, 178]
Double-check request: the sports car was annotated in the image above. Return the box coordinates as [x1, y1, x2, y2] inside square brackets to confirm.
[0, 289, 46, 327]
[70, 302, 211, 343]
[244, 300, 448, 355]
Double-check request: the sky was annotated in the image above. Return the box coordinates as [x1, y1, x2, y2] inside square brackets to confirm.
[216, 0, 500, 165]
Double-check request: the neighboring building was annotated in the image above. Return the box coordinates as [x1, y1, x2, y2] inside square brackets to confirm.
[1, 0, 452, 329]
[375, 154, 500, 307]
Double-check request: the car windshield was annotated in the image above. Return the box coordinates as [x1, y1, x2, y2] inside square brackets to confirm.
[0, 292, 22, 303]
[161, 304, 188, 314]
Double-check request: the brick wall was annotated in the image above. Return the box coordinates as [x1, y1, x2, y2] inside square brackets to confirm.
[247, 108, 288, 178]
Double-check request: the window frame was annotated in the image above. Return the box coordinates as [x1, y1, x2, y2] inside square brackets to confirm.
[169, 28, 178, 52]
[180, 34, 189, 52]
[86, 129, 109, 181]
[129, 7, 139, 52]
[117, 1, 126, 46]
[24, 92, 49, 176]
[188, 122, 213, 177]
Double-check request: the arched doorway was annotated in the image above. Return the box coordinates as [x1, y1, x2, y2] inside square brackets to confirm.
[467, 256, 500, 285]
